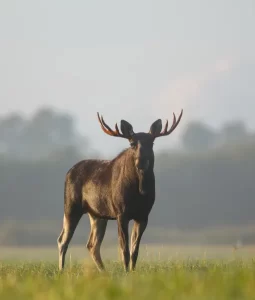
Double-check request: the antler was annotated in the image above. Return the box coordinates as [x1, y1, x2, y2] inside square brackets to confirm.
[153, 109, 183, 138]
[97, 112, 126, 138]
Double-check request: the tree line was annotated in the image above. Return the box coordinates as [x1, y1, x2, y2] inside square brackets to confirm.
[0, 107, 255, 246]
[181, 119, 254, 152]
[0, 107, 89, 161]
[0, 107, 253, 160]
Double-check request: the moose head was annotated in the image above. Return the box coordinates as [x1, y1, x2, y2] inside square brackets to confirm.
[97, 110, 183, 173]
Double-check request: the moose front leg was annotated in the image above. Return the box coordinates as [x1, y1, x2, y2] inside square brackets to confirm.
[130, 219, 148, 271]
[117, 216, 130, 272]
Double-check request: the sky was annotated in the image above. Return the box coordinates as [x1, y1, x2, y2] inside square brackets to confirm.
[0, 0, 254, 156]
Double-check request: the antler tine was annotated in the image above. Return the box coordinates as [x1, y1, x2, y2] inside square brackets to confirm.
[167, 109, 183, 134]
[162, 112, 177, 135]
[162, 119, 169, 135]
[115, 123, 121, 135]
[97, 112, 125, 138]
[166, 112, 177, 134]
[154, 109, 183, 138]
[97, 112, 105, 129]
[97, 112, 113, 136]
[101, 115, 116, 134]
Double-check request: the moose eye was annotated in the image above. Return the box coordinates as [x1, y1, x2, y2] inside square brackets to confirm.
[130, 142, 137, 149]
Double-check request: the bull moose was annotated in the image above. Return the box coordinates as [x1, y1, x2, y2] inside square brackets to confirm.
[57, 110, 183, 272]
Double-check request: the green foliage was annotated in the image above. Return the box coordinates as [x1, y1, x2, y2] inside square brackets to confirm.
[1, 108, 255, 246]
[181, 121, 217, 152]
[180, 119, 253, 152]
[0, 260, 255, 299]
[0, 107, 88, 160]
[2, 141, 255, 246]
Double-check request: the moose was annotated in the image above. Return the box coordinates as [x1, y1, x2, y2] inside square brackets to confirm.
[57, 110, 183, 272]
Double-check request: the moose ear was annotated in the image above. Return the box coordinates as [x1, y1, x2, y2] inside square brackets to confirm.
[120, 120, 134, 138]
[149, 119, 162, 136]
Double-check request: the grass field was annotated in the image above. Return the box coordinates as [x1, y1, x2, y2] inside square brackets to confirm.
[1, 259, 255, 299]
[0, 245, 255, 299]
[1, 243, 255, 261]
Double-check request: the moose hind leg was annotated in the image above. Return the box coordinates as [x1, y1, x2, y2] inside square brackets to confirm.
[86, 214, 108, 272]
[57, 212, 82, 271]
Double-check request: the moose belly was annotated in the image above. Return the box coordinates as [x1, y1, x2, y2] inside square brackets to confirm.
[84, 199, 116, 220]
[82, 184, 116, 219]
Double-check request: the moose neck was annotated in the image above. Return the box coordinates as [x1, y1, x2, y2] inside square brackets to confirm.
[123, 148, 154, 195]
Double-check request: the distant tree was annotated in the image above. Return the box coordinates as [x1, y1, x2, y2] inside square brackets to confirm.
[48, 145, 83, 164]
[0, 113, 25, 155]
[0, 107, 89, 160]
[181, 121, 217, 152]
[218, 121, 250, 146]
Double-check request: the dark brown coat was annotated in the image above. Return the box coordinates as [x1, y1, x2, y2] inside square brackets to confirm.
[57, 111, 183, 272]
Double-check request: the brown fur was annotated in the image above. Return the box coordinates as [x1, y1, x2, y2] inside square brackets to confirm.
[57, 113, 183, 272]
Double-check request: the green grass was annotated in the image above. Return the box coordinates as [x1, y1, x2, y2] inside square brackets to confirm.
[1, 259, 255, 299]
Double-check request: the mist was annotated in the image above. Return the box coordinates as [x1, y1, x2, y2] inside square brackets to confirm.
[0, 1, 255, 255]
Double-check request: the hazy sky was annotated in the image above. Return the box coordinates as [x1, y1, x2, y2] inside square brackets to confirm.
[0, 0, 254, 156]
